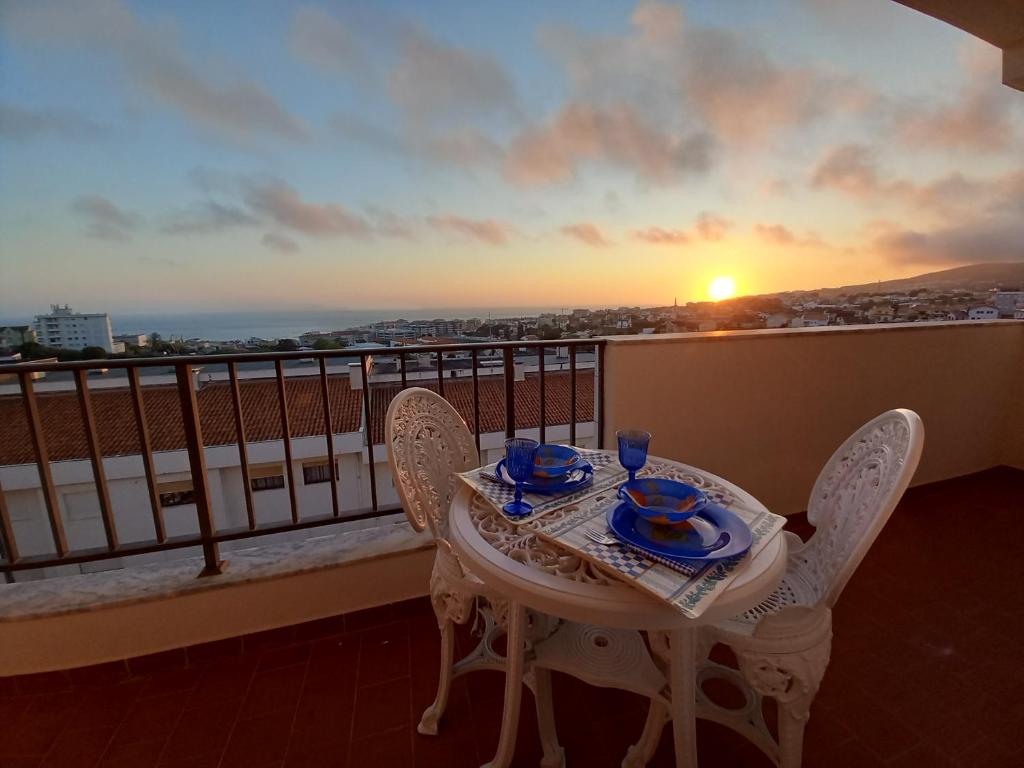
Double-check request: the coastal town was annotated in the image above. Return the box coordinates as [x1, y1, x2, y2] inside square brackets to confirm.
[2, 265, 1023, 360]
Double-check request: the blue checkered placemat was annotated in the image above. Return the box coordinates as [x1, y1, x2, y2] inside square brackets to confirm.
[458, 449, 627, 524]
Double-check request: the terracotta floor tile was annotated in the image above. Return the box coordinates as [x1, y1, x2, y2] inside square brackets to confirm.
[344, 603, 399, 632]
[127, 650, 187, 678]
[292, 615, 346, 643]
[110, 691, 191, 747]
[256, 643, 311, 673]
[97, 738, 167, 768]
[241, 627, 296, 657]
[67, 662, 131, 688]
[40, 726, 116, 768]
[220, 712, 295, 768]
[187, 658, 258, 707]
[351, 677, 412, 738]
[239, 666, 306, 720]
[68, 682, 145, 732]
[12, 672, 71, 696]
[158, 701, 237, 765]
[185, 638, 242, 668]
[347, 725, 412, 767]
[357, 622, 411, 687]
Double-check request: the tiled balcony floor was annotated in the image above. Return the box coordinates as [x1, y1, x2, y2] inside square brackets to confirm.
[1, 467, 1022, 767]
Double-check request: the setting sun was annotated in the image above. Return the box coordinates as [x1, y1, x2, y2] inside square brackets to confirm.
[708, 276, 737, 301]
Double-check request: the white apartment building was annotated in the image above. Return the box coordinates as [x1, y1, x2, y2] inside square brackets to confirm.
[968, 306, 998, 320]
[994, 291, 1024, 317]
[33, 305, 119, 353]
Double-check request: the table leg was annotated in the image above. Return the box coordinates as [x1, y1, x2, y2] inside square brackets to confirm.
[483, 601, 526, 768]
[669, 627, 698, 767]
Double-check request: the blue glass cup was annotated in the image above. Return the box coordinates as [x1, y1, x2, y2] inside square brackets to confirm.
[503, 437, 540, 517]
[617, 429, 651, 482]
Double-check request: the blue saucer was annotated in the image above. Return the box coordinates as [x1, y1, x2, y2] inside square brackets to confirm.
[495, 459, 593, 495]
[606, 503, 753, 561]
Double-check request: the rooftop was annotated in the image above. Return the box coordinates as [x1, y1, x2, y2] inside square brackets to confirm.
[1, 467, 1020, 767]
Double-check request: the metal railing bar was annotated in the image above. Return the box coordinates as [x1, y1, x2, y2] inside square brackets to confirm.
[597, 343, 606, 449]
[471, 348, 481, 457]
[569, 345, 577, 446]
[319, 358, 340, 518]
[0, 338, 603, 374]
[0, 505, 405, 573]
[399, 352, 408, 389]
[274, 360, 300, 525]
[18, 371, 68, 557]
[0, 478, 19, 564]
[538, 344, 546, 444]
[128, 368, 165, 543]
[73, 369, 118, 551]
[359, 359, 379, 511]
[436, 351, 445, 397]
[503, 347, 515, 439]
[174, 363, 223, 576]
[228, 363, 256, 530]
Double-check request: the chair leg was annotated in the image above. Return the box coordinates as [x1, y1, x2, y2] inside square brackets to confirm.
[532, 667, 565, 768]
[418, 617, 456, 736]
[622, 698, 670, 768]
[778, 701, 807, 768]
[483, 601, 527, 768]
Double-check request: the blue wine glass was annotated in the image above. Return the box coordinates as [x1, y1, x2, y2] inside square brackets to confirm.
[617, 429, 651, 482]
[503, 437, 540, 517]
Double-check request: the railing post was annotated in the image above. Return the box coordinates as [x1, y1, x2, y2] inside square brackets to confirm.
[360, 355, 379, 511]
[569, 344, 577, 447]
[597, 342, 605, 449]
[0, 479, 18, 583]
[503, 346, 515, 439]
[174, 363, 224, 577]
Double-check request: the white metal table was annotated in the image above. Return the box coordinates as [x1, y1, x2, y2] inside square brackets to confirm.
[449, 451, 787, 767]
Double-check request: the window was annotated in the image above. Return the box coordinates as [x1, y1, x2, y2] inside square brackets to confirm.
[303, 461, 338, 485]
[157, 480, 195, 507]
[251, 474, 285, 492]
[248, 463, 285, 492]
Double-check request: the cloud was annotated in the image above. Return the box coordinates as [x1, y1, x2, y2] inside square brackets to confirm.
[561, 223, 610, 247]
[0, 103, 104, 141]
[810, 144, 887, 197]
[504, 103, 713, 185]
[632, 227, 690, 245]
[754, 224, 797, 245]
[427, 215, 510, 245]
[71, 195, 140, 241]
[872, 219, 1024, 266]
[5, 0, 306, 144]
[241, 179, 371, 238]
[160, 201, 258, 234]
[261, 233, 300, 254]
[694, 211, 732, 241]
[890, 42, 1018, 153]
[289, 5, 363, 74]
[366, 206, 417, 240]
[537, 1, 872, 149]
[389, 25, 517, 123]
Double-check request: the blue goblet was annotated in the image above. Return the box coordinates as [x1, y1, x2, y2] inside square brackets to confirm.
[503, 437, 540, 518]
[617, 429, 651, 482]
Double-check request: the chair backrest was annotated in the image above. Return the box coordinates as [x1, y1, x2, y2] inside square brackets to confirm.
[385, 387, 480, 539]
[799, 408, 924, 608]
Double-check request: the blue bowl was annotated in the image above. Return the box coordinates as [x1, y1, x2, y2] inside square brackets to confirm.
[532, 444, 584, 478]
[617, 478, 708, 525]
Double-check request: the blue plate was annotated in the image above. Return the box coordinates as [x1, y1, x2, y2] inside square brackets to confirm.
[606, 503, 753, 561]
[495, 459, 593, 494]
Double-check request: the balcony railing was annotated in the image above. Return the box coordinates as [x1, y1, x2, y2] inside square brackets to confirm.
[0, 339, 605, 580]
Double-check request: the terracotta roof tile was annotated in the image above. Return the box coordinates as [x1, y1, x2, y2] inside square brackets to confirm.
[0, 370, 594, 466]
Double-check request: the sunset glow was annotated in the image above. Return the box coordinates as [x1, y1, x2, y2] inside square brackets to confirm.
[0, 1, 1022, 315]
[708, 277, 737, 302]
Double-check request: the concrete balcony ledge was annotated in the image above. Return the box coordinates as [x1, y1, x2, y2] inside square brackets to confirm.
[0, 518, 433, 675]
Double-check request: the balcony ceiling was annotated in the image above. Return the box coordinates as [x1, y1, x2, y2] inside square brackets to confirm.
[895, 0, 1024, 90]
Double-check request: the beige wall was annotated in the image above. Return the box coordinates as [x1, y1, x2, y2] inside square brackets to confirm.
[603, 322, 1024, 516]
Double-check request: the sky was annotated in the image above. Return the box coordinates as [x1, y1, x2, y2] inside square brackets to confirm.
[0, 0, 1022, 315]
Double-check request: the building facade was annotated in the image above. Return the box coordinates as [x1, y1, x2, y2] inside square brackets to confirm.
[32, 305, 117, 353]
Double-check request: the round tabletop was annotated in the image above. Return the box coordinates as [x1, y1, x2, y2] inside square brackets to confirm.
[449, 452, 788, 631]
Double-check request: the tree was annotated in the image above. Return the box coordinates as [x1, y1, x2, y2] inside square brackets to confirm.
[81, 346, 108, 360]
[540, 326, 563, 340]
[276, 338, 299, 352]
[312, 338, 345, 350]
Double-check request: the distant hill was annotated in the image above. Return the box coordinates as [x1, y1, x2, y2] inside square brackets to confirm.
[812, 262, 1024, 297]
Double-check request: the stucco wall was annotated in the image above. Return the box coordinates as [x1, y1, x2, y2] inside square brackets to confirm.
[602, 321, 1024, 516]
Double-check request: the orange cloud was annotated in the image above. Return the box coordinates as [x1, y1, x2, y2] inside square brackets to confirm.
[561, 223, 610, 247]
[632, 227, 690, 245]
[243, 180, 371, 238]
[694, 211, 733, 241]
[428, 215, 510, 245]
[504, 103, 712, 185]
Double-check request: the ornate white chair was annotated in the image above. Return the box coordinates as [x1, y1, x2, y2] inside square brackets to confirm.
[385, 387, 564, 767]
[685, 408, 925, 768]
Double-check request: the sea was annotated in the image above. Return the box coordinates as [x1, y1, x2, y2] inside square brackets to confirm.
[25, 307, 573, 342]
